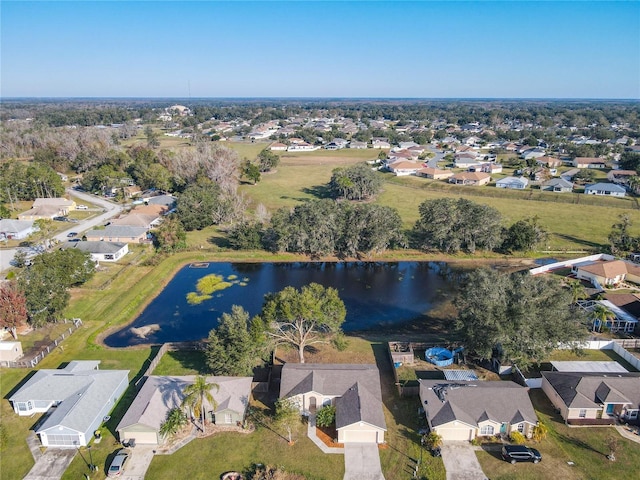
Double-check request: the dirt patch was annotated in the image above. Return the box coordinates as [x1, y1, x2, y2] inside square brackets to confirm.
[316, 425, 343, 448]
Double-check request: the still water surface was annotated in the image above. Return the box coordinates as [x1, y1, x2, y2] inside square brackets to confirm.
[104, 261, 452, 347]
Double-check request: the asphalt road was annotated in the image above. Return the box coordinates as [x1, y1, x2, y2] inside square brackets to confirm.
[0, 190, 123, 275]
[425, 145, 446, 168]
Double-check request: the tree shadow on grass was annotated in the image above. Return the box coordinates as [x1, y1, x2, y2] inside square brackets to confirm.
[301, 185, 333, 199]
[554, 432, 608, 457]
[207, 235, 232, 249]
[553, 234, 604, 250]
[161, 350, 209, 375]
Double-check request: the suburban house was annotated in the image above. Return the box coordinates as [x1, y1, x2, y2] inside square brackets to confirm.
[573, 157, 607, 169]
[454, 153, 481, 169]
[521, 148, 546, 160]
[541, 371, 640, 424]
[0, 341, 23, 363]
[573, 259, 640, 288]
[496, 176, 529, 190]
[449, 172, 491, 186]
[8, 361, 129, 447]
[584, 182, 626, 197]
[85, 226, 148, 243]
[480, 163, 503, 174]
[288, 142, 320, 152]
[117, 376, 252, 445]
[279, 364, 386, 444]
[269, 142, 288, 151]
[33, 197, 76, 212]
[18, 205, 64, 221]
[62, 241, 129, 263]
[145, 194, 177, 208]
[536, 156, 563, 168]
[419, 379, 538, 441]
[416, 167, 453, 180]
[607, 170, 637, 185]
[111, 213, 162, 229]
[372, 140, 391, 149]
[387, 160, 421, 176]
[349, 140, 367, 149]
[542, 178, 573, 193]
[0, 219, 37, 240]
[324, 138, 349, 150]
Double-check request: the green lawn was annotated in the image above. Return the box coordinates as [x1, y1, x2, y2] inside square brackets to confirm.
[477, 390, 640, 480]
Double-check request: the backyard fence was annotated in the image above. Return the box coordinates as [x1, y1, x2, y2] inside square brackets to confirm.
[1, 318, 83, 368]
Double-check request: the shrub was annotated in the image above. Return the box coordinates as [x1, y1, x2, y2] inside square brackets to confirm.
[332, 333, 349, 351]
[422, 431, 443, 450]
[315, 405, 336, 428]
[532, 421, 548, 442]
[510, 431, 526, 445]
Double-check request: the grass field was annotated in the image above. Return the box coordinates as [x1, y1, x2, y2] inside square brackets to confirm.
[234, 147, 640, 252]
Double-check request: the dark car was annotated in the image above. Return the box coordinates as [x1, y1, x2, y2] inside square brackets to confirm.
[501, 445, 542, 464]
[107, 449, 130, 477]
[67, 232, 78, 238]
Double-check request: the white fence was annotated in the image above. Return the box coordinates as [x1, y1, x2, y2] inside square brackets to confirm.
[612, 341, 640, 371]
[528, 253, 614, 275]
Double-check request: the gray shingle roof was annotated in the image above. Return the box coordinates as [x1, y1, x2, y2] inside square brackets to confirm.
[116, 376, 252, 432]
[541, 372, 640, 409]
[85, 226, 148, 238]
[62, 241, 127, 255]
[280, 364, 386, 431]
[419, 380, 537, 428]
[9, 361, 129, 434]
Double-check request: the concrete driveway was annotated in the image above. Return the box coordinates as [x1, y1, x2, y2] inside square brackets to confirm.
[343, 443, 385, 480]
[118, 446, 156, 480]
[23, 449, 77, 480]
[441, 442, 487, 480]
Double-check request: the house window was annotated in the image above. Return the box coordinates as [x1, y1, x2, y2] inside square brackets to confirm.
[480, 425, 494, 435]
[517, 424, 524, 433]
[579, 409, 587, 418]
[225, 413, 233, 424]
[17, 402, 28, 412]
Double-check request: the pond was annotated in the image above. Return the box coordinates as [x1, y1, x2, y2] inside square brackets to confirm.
[103, 261, 455, 347]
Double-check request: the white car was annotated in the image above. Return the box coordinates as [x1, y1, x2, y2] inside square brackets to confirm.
[77, 204, 88, 210]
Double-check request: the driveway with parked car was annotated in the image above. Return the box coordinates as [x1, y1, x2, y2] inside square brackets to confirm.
[441, 442, 487, 480]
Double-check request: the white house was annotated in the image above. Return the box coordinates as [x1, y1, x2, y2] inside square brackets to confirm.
[0, 219, 37, 240]
[9, 361, 129, 447]
[584, 183, 626, 197]
[62, 241, 129, 262]
[496, 176, 529, 190]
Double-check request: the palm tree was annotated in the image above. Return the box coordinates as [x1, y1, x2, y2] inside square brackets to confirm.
[181, 376, 219, 431]
[531, 421, 548, 442]
[591, 304, 616, 333]
[159, 408, 188, 439]
[567, 279, 586, 305]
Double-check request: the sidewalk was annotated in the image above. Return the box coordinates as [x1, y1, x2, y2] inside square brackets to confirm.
[306, 414, 343, 454]
[616, 424, 640, 444]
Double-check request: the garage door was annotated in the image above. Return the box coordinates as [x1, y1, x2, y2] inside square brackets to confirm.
[45, 433, 81, 447]
[436, 427, 473, 441]
[124, 430, 158, 445]
[344, 430, 377, 443]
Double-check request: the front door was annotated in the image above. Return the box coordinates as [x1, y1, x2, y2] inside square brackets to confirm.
[606, 404, 615, 415]
[500, 423, 507, 434]
[309, 396, 316, 412]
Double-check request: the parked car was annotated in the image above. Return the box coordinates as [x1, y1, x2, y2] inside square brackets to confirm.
[67, 232, 78, 238]
[107, 449, 130, 477]
[53, 216, 69, 222]
[501, 445, 542, 464]
[77, 204, 88, 210]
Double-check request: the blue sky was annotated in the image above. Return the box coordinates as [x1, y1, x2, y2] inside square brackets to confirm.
[2, 1, 639, 98]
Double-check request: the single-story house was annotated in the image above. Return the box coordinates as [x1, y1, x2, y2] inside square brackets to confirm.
[542, 178, 573, 193]
[0, 341, 23, 362]
[111, 213, 162, 229]
[9, 361, 129, 447]
[33, 197, 76, 212]
[117, 375, 252, 445]
[288, 142, 320, 152]
[449, 172, 491, 186]
[0, 219, 37, 240]
[280, 364, 386, 444]
[496, 176, 529, 190]
[145, 195, 177, 208]
[269, 142, 288, 151]
[416, 167, 453, 180]
[536, 156, 563, 168]
[387, 160, 421, 176]
[541, 371, 640, 424]
[521, 148, 546, 160]
[419, 379, 538, 441]
[573, 157, 607, 169]
[607, 170, 637, 185]
[85, 226, 148, 243]
[454, 153, 481, 169]
[573, 259, 640, 287]
[584, 182, 626, 197]
[62, 241, 129, 262]
[349, 141, 367, 149]
[18, 205, 63, 221]
[372, 140, 391, 149]
[481, 163, 503, 174]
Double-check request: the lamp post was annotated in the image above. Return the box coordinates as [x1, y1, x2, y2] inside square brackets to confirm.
[74, 442, 89, 470]
[87, 445, 95, 472]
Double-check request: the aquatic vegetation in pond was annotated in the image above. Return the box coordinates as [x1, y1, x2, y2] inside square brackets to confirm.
[186, 274, 234, 304]
[227, 274, 238, 280]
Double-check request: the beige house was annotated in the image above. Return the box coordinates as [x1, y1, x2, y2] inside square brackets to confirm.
[85, 226, 148, 243]
[541, 372, 640, 425]
[0, 341, 23, 363]
[33, 197, 76, 211]
[419, 380, 538, 441]
[416, 167, 453, 180]
[280, 364, 386, 444]
[573, 157, 607, 168]
[573, 260, 640, 287]
[387, 160, 421, 176]
[449, 171, 491, 186]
